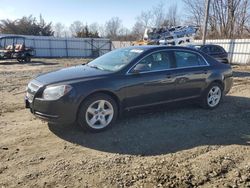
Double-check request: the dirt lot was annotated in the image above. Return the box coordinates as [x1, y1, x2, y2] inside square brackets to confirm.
[0, 59, 249, 188]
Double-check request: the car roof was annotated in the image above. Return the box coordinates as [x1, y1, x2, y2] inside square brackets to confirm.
[125, 45, 200, 52]
[190, 44, 221, 47]
[0, 36, 25, 39]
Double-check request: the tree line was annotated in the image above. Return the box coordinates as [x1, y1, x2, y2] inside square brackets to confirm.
[0, 0, 249, 40]
[0, 15, 54, 36]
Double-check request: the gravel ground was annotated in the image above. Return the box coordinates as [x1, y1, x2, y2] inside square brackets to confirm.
[0, 58, 250, 188]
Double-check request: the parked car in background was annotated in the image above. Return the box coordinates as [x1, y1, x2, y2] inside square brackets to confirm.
[187, 44, 229, 64]
[25, 46, 233, 132]
[0, 36, 35, 62]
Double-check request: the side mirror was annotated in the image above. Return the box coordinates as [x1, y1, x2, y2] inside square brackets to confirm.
[131, 64, 150, 74]
[83, 60, 91, 65]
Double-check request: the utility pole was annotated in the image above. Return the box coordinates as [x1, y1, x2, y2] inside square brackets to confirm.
[202, 0, 211, 45]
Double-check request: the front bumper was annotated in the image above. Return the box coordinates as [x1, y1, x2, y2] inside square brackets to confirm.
[25, 95, 78, 124]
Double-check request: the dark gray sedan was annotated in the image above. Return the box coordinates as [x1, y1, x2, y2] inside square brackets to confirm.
[25, 46, 233, 132]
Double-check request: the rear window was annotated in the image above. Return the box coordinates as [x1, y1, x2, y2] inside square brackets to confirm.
[210, 46, 225, 53]
[201, 46, 210, 53]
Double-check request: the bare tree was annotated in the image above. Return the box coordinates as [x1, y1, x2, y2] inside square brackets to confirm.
[136, 10, 153, 28]
[151, 2, 166, 27]
[132, 10, 152, 40]
[132, 2, 181, 40]
[105, 17, 122, 40]
[89, 23, 99, 34]
[234, 0, 250, 36]
[182, 0, 250, 38]
[97, 24, 106, 38]
[134, 2, 170, 28]
[132, 21, 145, 40]
[167, 4, 179, 27]
[53, 22, 65, 37]
[70, 21, 83, 37]
[182, 0, 205, 27]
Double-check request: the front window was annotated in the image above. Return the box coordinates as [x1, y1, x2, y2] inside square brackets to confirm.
[88, 48, 144, 72]
[131, 51, 173, 73]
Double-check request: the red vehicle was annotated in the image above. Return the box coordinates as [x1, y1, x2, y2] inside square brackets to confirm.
[0, 36, 35, 62]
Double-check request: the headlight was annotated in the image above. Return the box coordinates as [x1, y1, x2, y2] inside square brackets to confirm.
[42, 85, 72, 101]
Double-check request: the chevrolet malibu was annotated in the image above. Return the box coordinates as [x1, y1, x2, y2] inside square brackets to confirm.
[25, 46, 233, 132]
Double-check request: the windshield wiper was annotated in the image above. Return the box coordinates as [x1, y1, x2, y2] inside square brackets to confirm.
[87, 64, 105, 70]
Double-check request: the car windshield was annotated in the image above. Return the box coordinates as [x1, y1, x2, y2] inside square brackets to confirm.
[148, 33, 160, 40]
[88, 48, 144, 72]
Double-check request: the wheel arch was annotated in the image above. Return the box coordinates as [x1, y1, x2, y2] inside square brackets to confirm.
[206, 71, 225, 90]
[211, 80, 224, 89]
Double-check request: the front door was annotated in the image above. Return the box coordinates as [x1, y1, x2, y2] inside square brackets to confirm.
[124, 50, 177, 109]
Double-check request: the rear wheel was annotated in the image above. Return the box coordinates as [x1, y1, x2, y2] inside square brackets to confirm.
[200, 83, 223, 109]
[24, 55, 31, 63]
[77, 94, 118, 132]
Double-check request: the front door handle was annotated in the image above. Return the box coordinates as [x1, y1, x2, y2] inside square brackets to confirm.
[194, 70, 208, 74]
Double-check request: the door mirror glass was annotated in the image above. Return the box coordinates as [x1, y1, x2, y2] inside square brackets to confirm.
[131, 64, 150, 73]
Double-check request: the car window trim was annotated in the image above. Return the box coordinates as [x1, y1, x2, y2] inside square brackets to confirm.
[126, 49, 210, 75]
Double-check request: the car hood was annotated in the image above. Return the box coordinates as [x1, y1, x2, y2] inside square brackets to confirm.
[35, 64, 110, 85]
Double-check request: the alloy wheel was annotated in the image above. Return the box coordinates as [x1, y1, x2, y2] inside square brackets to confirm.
[85, 100, 114, 129]
[207, 86, 222, 107]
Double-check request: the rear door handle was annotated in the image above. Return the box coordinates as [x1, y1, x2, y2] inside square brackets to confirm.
[203, 70, 208, 74]
[165, 74, 172, 78]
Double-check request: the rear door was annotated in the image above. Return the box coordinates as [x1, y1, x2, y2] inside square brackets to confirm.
[172, 50, 210, 99]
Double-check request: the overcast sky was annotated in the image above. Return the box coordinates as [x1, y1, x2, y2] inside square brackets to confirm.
[0, 0, 184, 29]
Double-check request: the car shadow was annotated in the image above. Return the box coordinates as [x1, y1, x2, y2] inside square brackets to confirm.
[48, 96, 250, 156]
[0, 60, 58, 66]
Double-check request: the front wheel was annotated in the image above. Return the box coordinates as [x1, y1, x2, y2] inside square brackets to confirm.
[17, 58, 24, 63]
[77, 94, 118, 132]
[200, 83, 223, 109]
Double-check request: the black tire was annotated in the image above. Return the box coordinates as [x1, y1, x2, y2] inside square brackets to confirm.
[223, 59, 229, 64]
[24, 55, 31, 63]
[178, 41, 184, 45]
[17, 58, 24, 63]
[200, 82, 223, 109]
[77, 93, 118, 132]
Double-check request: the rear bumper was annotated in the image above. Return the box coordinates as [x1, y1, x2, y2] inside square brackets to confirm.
[224, 77, 233, 94]
[216, 57, 229, 64]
